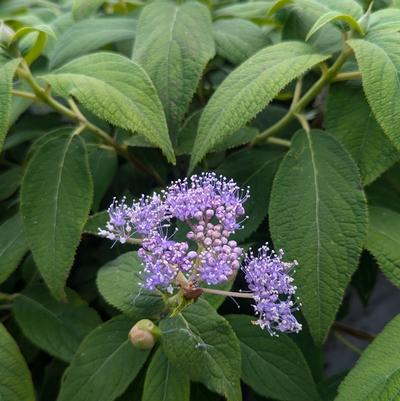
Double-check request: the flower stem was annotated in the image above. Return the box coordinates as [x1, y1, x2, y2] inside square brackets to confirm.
[200, 287, 254, 299]
[251, 46, 353, 146]
[332, 70, 362, 82]
[266, 137, 291, 147]
[334, 331, 362, 355]
[333, 322, 376, 341]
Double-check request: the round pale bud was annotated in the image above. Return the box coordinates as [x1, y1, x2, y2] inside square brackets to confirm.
[0, 21, 15, 47]
[129, 319, 160, 350]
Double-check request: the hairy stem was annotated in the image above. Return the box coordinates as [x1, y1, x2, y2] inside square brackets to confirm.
[15, 61, 164, 186]
[201, 287, 254, 299]
[332, 70, 362, 82]
[252, 46, 353, 145]
[266, 137, 291, 147]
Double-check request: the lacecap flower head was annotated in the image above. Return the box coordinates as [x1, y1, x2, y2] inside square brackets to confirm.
[100, 172, 302, 335]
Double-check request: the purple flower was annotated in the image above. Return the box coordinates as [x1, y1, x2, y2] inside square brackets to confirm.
[243, 245, 302, 335]
[138, 232, 193, 290]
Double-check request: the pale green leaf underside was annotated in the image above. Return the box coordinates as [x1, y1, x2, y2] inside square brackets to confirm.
[189, 42, 328, 171]
[366, 207, 400, 288]
[227, 315, 319, 401]
[160, 300, 242, 401]
[348, 34, 400, 154]
[96, 252, 165, 317]
[0, 213, 28, 284]
[336, 314, 400, 401]
[21, 131, 93, 299]
[72, 0, 104, 20]
[133, 2, 215, 133]
[42, 52, 175, 163]
[143, 348, 190, 401]
[49, 17, 136, 69]
[0, 323, 35, 401]
[14, 284, 101, 362]
[57, 315, 149, 401]
[326, 82, 398, 185]
[0, 59, 21, 151]
[213, 18, 270, 65]
[214, 1, 275, 19]
[269, 130, 367, 345]
[306, 11, 363, 41]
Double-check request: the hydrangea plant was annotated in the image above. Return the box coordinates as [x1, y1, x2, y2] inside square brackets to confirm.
[0, 0, 400, 401]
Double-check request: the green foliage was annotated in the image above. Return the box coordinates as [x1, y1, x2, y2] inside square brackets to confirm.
[1, 0, 400, 399]
[21, 130, 93, 299]
[14, 284, 101, 362]
[0, 323, 35, 401]
[133, 1, 215, 135]
[269, 130, 367, 344]
[336, 314, 400, 400]
[227, 315, 319, 401]
[160, 300, 242, 401]
[142, 348, 190, 401]
[57, 315, 149, 401]
[189, 42, 328, 171]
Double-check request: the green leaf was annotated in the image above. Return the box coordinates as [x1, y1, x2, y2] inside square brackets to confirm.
[189, 42, 328, 171]
[88, 145, 117, 211]
[0, 323, 35, 401]
[366, 207, 400, 288]
[143, 348, 190, 401]
[326, 82, 399, 185]
[226, 315, 319, 401]
[13, 284, 101, 362]
[57, 315, 149, 401]
[369, 8, 400, 33]
[72, 0, 104, 20]
[269, 130, 367, 345]
[0, 213, 29, 284]
[306, 11, 364, 41]
[0, 166, 23, 200]
[335, 314, 400, 400]
[213, 18, 270, 65]
[0, 59, 21, 152]
[21, 130, 93, 299]
[217, 148, 283, 241]
[41, 53, 175, 163]
[214, 1, 275, 19]
[133, 2, 215, 134]
[84, 210, 108, 235]
[348, 33, 400, 153]
[97, 252, 165, 317]
[49, 17, 136, 69]
[159, 300, 242, 401]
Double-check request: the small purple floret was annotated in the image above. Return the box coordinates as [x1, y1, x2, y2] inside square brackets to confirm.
[243, 245, 302, 335]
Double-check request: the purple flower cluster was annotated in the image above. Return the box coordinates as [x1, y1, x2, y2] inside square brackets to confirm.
[244, 245, 302, 335]
[100, 172, 301, 335]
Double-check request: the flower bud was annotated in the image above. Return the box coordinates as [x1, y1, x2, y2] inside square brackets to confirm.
[128, 319, 160, 350]
[0, 21, 15, 47]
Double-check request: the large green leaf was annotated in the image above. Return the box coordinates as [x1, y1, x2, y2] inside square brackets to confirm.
[213, 18, 270, 65]
[0, 213, 28, 284]
[326, 82, 398, 185]
[189, 42, 328, 171]
[0, 166, 23, 200]
[72, 0, 104, 20]
[349, 32, 400, 153]
[160, 300, 242, 401]
[336, 314, 400, 400]
[133, 2, 215, 134]
[49, 17, 136, 69]
[14, 284, 101, 362]
[217, 148, 283, 241]
[227, 315, 319, 401]
[366, 207, 400, 288]
[21, 130, 93, 299]
[269, 130, 367, 345]
[142, 348, 190, 401]
[41, 53, 175, 163]
[0, 59, 21, 151]
[0, 323, 35, 401]
[214, 1, 275, 19]
[97, 252, 165, 317]
[57, 315, 149, 401]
